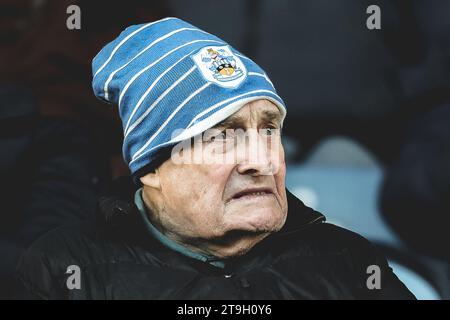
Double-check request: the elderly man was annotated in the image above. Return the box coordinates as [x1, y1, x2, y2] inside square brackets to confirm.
[16, 18, 414, 299]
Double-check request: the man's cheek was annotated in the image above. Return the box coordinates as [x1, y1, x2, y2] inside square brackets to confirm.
[267, 142, 285, 175]
[270, 155, 285, 179]
[201, 164, 234, 186]
[276, 167, 287, 195]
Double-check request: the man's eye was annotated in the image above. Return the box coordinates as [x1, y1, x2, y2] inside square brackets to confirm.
[207, 131, 229, 142]
[261, 128, 277, 136]
[211, 132, 227, 141]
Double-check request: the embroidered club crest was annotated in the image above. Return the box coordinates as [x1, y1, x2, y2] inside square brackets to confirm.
[191, 45, 247, 88]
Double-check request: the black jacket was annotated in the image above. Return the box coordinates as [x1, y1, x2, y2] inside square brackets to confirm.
[15, 177, 415, 300]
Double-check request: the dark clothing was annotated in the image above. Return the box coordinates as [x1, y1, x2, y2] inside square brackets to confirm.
[15, 177, 415, 299]
[0, 86, 99, 298]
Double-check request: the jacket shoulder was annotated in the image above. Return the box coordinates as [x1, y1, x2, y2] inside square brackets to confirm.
[15, 223, 157, 299]
[308, 222, 376, 250]
[294, 222, 388, 266]
[282, 222, 416, 299]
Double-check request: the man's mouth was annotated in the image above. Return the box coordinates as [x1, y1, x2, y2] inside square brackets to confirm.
[228, 187, 275, 203]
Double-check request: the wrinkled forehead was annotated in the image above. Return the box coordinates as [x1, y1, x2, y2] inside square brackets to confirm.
[213, 100, 283, 129]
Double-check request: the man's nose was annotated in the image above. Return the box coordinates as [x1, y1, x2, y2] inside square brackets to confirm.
[236, 129, 274, 176]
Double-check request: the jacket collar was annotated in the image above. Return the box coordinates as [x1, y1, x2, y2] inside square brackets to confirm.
[275, 188, 326, 237]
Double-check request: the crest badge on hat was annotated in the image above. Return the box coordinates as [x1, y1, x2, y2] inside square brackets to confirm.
[191, 45, 247, 89]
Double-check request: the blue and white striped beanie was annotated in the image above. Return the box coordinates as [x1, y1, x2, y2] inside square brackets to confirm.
[92, 17, 287, 177]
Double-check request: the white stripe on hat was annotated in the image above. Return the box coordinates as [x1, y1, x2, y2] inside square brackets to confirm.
[93, 17, 175, 79]
[103, 27, 211, 101]
[124, 65, 198, 137]
[124, 49, 204, 137]
[248, 72, 275, 88]
[187, 89, 284, 129]
[118, 39, 224, 109]
[123, 49, 199, 135]
[131, 82, 212, 161]
[235, 53, 253, 62]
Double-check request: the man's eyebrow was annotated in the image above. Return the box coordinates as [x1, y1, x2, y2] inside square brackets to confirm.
[212, 109, 282, 129]
[260, 110, 282, 124]
[212, 114, 246, 129]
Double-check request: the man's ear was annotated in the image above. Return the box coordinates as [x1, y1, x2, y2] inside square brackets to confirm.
[139, 169, 161, 190]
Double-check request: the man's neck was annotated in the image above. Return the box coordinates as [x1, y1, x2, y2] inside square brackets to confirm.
[134, 188, 225, 268]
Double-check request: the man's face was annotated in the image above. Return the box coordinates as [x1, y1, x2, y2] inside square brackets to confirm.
[141, 99, 288, 258]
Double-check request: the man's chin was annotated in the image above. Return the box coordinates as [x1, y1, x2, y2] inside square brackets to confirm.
[207, 231, 270, 259]
[206, 215, 286, 258]
[224, 207, 286, 234]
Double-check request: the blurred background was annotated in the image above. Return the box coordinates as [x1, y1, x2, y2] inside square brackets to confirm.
[1, 0, 449, 299]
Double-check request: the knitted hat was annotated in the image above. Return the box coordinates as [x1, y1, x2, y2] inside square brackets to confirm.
[92, 17, 286, 176]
